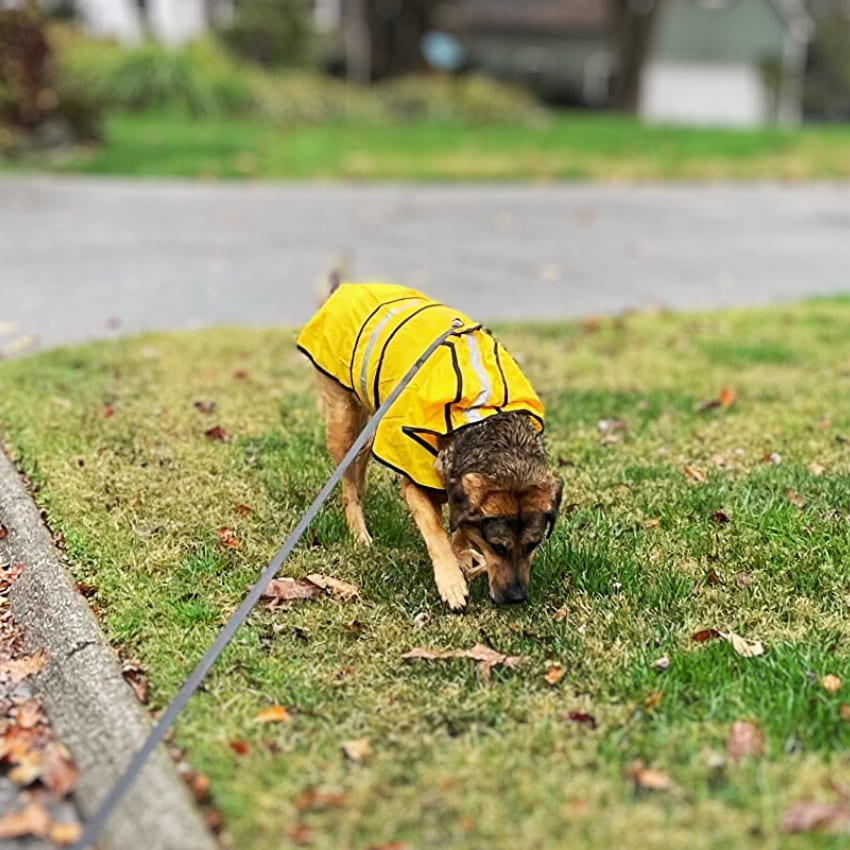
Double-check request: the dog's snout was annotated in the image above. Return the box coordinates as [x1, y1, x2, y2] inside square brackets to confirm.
[491, 581, 528, 605]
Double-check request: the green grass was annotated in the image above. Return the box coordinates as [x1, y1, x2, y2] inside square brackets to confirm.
[2, 300, 850, 848]
[11, 111, 850, 180]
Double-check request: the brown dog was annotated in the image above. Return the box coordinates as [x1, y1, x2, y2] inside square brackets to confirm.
[298, 279, 562, 610]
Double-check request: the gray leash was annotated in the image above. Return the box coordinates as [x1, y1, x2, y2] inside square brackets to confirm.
[71, 318, 462, 850]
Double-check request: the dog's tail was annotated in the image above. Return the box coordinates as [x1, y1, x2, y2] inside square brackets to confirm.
[315, 251, 351, 305]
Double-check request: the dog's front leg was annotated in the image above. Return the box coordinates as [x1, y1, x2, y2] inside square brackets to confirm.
[401, 479, 468, 611]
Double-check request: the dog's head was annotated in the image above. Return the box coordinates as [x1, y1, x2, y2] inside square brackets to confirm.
[448, 471, 563, 604]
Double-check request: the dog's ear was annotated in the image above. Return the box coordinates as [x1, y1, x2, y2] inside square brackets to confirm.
[521, 474, 563, 538]
[448, 472, 488, 530]
[545, 476, 564, 538]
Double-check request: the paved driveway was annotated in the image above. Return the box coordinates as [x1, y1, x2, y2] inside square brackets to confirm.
[1, 177, 849, 353]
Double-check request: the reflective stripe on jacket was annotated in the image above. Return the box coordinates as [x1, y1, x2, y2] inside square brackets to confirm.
[297, 283, 544, 490]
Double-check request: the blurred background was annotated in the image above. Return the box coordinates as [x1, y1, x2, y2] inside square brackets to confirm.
[1, 0, 850, 352]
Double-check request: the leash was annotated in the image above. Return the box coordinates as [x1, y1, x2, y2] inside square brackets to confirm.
[71, 318, 463, 850]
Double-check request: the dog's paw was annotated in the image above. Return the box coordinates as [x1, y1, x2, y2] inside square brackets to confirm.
[354, 528, 373, 547]
[435, 567, 468, 611]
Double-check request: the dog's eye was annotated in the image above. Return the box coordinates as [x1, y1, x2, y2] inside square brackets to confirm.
[489, 542, 508, 558]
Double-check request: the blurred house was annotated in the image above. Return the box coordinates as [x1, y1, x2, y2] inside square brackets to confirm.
[453, 0, 811, 126]
[40, 0, 233, 44]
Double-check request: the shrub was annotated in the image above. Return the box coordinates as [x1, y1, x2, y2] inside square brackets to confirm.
[58, 37, 255, 117]
[217, 0, 314, 69]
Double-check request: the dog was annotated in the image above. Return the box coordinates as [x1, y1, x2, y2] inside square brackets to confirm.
[297, 277, 562, 610]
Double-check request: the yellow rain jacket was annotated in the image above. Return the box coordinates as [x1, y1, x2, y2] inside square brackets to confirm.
[297, 283, 544, 490]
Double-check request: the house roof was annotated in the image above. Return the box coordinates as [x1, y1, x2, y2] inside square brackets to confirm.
[452, 0, 613, 34]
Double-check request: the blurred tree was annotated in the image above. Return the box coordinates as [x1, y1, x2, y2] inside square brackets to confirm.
[803, 1, 850, 119]
[218, 0, 313, 68]
[343, 0, 441, 82]
[610, 0, 664, 113]
[0, 1, 100, 153]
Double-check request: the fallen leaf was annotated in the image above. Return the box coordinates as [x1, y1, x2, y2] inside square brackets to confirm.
[719, 387, 736, 408]
[10, 699, 44, 730]
[581, 316, 601, 334]
[341, 737, 372, 763]
[233, 369, 249, 380]
[189, 772, 211, 802]
[645, 517, 661, 529]
[305, 573, 360, 601]
[643, 691, 663, 711]
[102, 404, 115, 418]
[229, 740, 251, 756]
[401, 643, 523, 683]
[234, 503, 254, 516]
[598, 418, 627, 445]
[735, 571, 752, 587]
[822, 674, 842, 694]
[122, 660, 149, 704]
[48, 822, 83, 846]
[544, 664, 566, 686]
[785, 489, 807, 508]
[218, 527, 240, 550]
[287, 823, 315, 845]
[809, 462, 826, 477]
[0, 650, 47, 683]
[652, 655, 670, 672]
[552, 606, 569, 622]
[762, 452, 782, 465]
[691, 628, 723, 643]
[564, 711, 597, 730]
[705, 570, 721, 586]
[0, 522, 8, 541]
[726, 720, 765, 763]
[712, 453, 728, 468]
[204, 425, 231, 442]
[255, 705, 291, 724]
[626, 760, 670, 791]
[0, 801, 51, 839]
[683, 465, 708, 483]
[294, 787, 349, 812]
[781, 801, 850, 834]
[40, 744, 78, 796]
[840, 704, 850, 721]
[722, 631, 765, 658]
[261, 578, 324, 605]
[193, 400, 217, 414]
[710, 510, 730, 524]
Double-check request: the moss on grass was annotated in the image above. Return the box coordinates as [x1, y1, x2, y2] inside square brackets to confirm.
[1, 301, 850, 848]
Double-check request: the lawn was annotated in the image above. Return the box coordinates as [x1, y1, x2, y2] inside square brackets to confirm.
[1, 300, 850, 849]
[14, 111, 850, 181]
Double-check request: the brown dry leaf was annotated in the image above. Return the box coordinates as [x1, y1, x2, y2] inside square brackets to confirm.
[193, 400, 217, 414]
[305, 573, 360, 601]
[822, 674, 842, 694]
[726, 720, 765, 763]
[722, 631, 765, 658]
[809, 462, 826, 477]
[0, 522, 8, 541]
[691, 628, 723, 643]
[683, 465, 708, 483]
[564, 711, 597, 730]
[719, 387, 736, 408]
[401, 643, 523, 683]
[710, 510, 730, 524]
[294, 787, 349, 812]
[122, 660, 149, 704]
[341, 737, 372, 763]
[643, 691, 663, 711]
[0, 650, 47, 683]
[763, 452, 782, 465]
[781, 801, 850, 834]
[0, 801, 51, 839]
[8, 751, 44, 785]
[217, 527, 240, 550]
[229, 740, 251, 756]
[288, 823, 315, 845]
[785, 489, 807, 508]
[552, 605, 569, 622]
[261, 578, 324, 605]
[544, 664, 566, 686]
[645, 517, 661, 529]
[102, 404, 115, 418]
[626, 760, 671, 791]
[40, 744, 78, 796]
[712, 453, 728, 468]
[10, 698, 44, 730]
[204, 425, 231, 442]
[234, 503, 254, 516]
[47, 822, 83, 846]
[255, 705, 291, 724]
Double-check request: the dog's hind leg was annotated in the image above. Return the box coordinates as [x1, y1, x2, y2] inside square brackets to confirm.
[402, 479, 468, 611]
[316, 374, 373, 545]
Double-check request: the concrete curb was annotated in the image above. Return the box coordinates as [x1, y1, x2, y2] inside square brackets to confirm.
[0, 446, 216, 850]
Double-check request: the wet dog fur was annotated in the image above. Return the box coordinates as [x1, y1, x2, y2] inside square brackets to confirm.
[311, 286, 563, 611]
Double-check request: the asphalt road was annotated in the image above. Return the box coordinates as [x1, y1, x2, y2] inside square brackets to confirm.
[1, 176, 849, 354]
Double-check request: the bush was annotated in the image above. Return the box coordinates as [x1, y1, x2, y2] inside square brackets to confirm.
[58, 36, 255, 117]
[0, 9, 101, 154]
[217, 0, 314, 69]
[803, 6, 850, 120]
